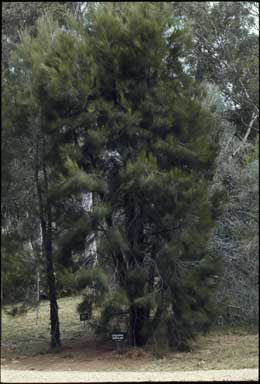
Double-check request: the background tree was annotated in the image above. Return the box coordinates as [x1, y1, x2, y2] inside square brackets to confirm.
[2, 2, 82, 65]
[172, 1, 259, 149]
[172, 0, 259, 327]
[2, 48, 42, 308]
[200, 78, 259, 326]
[209, 123, 259, 325]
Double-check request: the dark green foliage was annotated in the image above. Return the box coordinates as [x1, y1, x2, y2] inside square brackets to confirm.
[2, 2, 80, 65]
[94, 290, 130, 338]
[77, 2, 221, 349]
[55, 267, 77, 297]
[3, 2, 224, 351]
[1, 232, 36, 305]
[76, 266, 109, 322]
[75, 267, 108, 296]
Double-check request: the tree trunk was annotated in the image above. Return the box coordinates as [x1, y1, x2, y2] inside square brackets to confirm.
[35, 125, 61, 348]
[125, 196, 144, 264]
[130, 305, 150, 347]
[82, 192, 97, 266]
[45, 223, 61, 348]
[125, 195, 149, 346]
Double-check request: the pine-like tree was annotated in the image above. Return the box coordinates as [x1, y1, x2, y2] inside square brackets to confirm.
[3, 13, 97, 348]
[79, 3, 223, 349]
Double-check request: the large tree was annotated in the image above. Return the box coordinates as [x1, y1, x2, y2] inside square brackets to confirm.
[2, 1, 89, 344]
[1, 1, 85, 307]
[2, 10, 81, 347]
[75, 2, 223, 349]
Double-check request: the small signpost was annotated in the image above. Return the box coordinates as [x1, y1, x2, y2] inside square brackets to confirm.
[227, 305, 240, 326]
[111, 332, 128, 353]
[80, 313, 89, 327]
[217, 315, 224, 327]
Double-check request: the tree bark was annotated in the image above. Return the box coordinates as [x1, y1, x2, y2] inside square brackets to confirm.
[35, 125, 61, 348]
[231, 111, 258, 158]
[125, 195, 149, 346]
[130, 305, 150, 347]
[106, 214, 128, 288]
[82, 192, 97, 266]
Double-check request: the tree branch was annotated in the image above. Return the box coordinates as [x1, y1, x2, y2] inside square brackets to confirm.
[231, 111, 258, 158]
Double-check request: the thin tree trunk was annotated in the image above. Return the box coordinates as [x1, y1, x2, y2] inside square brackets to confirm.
[28, 239, 40, 325]
[125, 195, 149, 346]
[35, 125, 61, 348]
[106, 214, 128, 289]
[1, 279, 3, 306]
[130, 305, 150, 347]
[231, 111, 258, 158]
[82, 192, 97, 266]
[36, 270, 40, 325]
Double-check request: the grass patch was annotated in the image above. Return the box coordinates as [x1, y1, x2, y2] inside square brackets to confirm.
[1, 296, 259, 371]
[1, 296, 88, 358]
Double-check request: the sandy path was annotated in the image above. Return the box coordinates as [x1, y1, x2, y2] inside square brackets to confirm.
[1, 368, 258, 382]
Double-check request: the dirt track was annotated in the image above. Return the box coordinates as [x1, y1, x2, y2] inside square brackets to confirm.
[1, 368, 258, 382]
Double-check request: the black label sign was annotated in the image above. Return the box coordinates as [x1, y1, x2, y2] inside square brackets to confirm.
[80, 313, 89, 321]
[111, 332, 127, 341]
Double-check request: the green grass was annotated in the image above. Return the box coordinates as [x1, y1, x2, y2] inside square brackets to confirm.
[1, 296, 259, 371]
[1, 296, 88, 357]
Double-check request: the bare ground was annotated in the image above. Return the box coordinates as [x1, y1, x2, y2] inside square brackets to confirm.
[1, 334, 258, 372]
[1, 368, 258, 382]
[1, 297, 259, 379]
